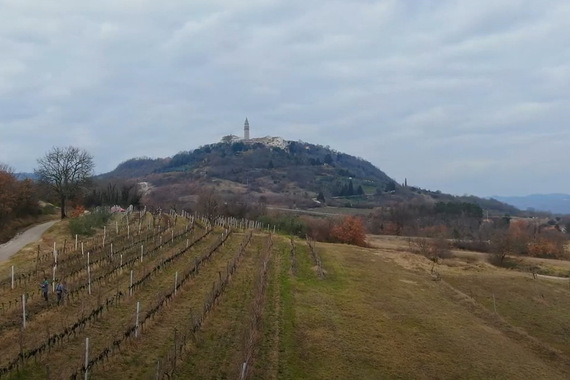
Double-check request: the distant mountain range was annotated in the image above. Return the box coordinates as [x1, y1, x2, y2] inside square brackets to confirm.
[14, 172, 37, 180]
[491, 194, 570, 215]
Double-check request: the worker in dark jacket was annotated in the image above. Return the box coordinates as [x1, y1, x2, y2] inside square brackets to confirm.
[55, 280, 66, 305]
[40, 277, 49, 302]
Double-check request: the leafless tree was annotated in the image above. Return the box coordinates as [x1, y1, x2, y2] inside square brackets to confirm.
[35, 146, 94, 219]
[489, 230, 516, 266]
[0, 163, 14, 174]
[197, 189, 221, 224]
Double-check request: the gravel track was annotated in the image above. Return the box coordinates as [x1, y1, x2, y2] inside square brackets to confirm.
[0, 220, 58, 263]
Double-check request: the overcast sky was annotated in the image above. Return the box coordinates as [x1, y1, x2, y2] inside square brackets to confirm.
[1, 0, 569, 197]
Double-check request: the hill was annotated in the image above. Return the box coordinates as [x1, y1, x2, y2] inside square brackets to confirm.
[102, 156, 168, 179]
[101, 137, 396, 208]
[99, 137, 520, 215]
[493, 193, 570, 215]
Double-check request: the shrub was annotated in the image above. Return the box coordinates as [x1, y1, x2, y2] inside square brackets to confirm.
[258, 213, 307, 237]
[527, 233, 567, 259]
[330, 216, 367, 247]
[409, 237, 452, 262]
[41, 204, 57, 215]
[68, 208, 112, 236]
[69, 205, 86, 218]
[452, 239, 490, 253]
[299, 215, 333, 242]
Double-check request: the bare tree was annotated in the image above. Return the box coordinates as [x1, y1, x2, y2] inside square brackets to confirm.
[35, 146, 94, 219]
[197, 189, 220, 224]
[489, 230, 516, 266]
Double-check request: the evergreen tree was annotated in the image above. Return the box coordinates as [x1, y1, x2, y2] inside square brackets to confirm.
[385, 181, 396, 192]
[348, 180, 355, 196]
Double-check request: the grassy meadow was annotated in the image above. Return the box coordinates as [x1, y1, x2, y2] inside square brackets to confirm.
[1, 217, 570, 379]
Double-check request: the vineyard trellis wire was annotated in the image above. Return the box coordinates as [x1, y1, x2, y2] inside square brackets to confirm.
[0, 207, 275, 379]
[239, 233, 273, 380]
[0, 224, 228, 377]
[69, 231, 253, 380]
[0, 216, 198, 317]
[150, 231, 257, 380]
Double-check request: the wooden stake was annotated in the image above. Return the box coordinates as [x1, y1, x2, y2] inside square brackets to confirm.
[155, 360, 161, 380]
[174, 272, 178, 295]
[84, 337, 89, 380]
[135, 301, 140, 338]
[87, 251, 91, 295]
[22, 294, 26, 329]
[36, 245, 40, 273]
[173, 328, 178, 372]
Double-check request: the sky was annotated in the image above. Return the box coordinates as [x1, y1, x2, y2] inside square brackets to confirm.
[1, 0, 569, 197]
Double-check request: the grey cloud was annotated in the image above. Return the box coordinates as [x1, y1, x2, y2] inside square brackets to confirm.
[1, 1, 569, 196]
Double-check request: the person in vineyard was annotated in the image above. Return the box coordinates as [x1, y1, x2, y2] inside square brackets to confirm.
[40, 277, 49, 302]
[55, 280, 66, 305]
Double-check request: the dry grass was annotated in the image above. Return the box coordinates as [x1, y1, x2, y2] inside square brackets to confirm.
[273, 236, 570, 379]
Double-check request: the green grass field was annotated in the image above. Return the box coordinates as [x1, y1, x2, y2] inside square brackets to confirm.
[2, 220, 570, 379]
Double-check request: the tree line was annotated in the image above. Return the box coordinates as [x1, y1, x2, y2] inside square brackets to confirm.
[0, 165, 41, 242]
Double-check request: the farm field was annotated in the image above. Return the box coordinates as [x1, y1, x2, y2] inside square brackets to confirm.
[1, 216, 570, 379]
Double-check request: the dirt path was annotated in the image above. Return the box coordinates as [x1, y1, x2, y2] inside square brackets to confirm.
[0, 220, 58, 263]
[536, 273, 570, 281]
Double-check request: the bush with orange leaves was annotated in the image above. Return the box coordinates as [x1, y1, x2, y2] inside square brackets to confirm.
[69, 205, 86, 218]
[330, 216, 367, 247]
[528, 232, 567, 259]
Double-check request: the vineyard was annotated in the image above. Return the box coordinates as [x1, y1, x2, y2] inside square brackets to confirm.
[3, 211, 570, 379]
[0, 210, 288, 379]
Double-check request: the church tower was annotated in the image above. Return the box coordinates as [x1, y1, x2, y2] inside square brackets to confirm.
[244, 118, 250, 140]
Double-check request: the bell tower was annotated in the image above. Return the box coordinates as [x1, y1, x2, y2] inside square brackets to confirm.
[244, 118, 250, 140]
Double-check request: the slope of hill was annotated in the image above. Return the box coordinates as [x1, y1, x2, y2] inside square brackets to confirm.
[103, 156, 168, 179]
[493, 193, 570, 215]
